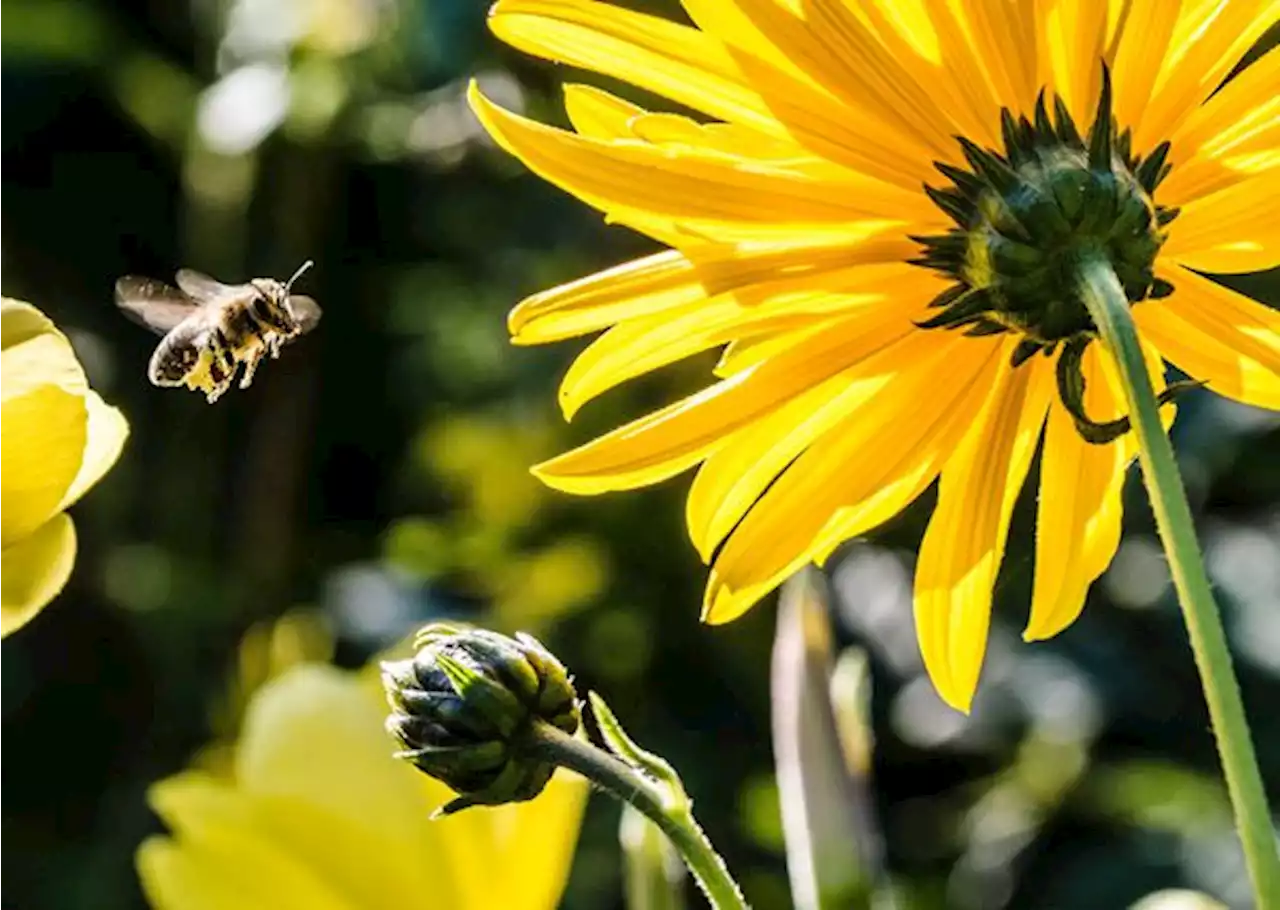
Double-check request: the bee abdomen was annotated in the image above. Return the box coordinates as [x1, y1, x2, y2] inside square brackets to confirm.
[148, 329, 202, 385]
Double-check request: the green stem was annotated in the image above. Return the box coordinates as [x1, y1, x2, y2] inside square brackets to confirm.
[526, 722, 749, 910]
[1078, 253, 1280, 907]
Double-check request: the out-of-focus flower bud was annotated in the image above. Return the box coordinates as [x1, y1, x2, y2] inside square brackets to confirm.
[1129, 890, 1227, 910]
[381, 623, 580, 815]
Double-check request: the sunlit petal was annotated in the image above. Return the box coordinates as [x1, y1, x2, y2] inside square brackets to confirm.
[0, 513, 76, 638]
[915, 351, 1054, 711]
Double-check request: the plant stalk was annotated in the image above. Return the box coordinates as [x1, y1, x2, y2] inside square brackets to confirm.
[1078, 252, 1280, 907]
[526, 722, 749, 910]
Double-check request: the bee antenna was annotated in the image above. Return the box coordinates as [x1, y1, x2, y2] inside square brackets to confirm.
[286, 259, 314, 292]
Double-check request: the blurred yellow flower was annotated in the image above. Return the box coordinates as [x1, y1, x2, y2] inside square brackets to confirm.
[137, 661, 588, 910]
[470, 0, 1280, 709]
[1, 298, 128, 637]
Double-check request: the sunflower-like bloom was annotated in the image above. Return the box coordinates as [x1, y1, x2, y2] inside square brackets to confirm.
[138, 663, 587, 909]
[2, 299, 128, 637]
[469, 1, 1280, 710]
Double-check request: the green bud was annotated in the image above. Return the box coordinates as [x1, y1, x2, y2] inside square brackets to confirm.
[382, 623, 580, 814]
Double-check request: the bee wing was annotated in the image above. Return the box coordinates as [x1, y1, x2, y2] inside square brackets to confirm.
[115, 277, 201, 335]
[288, 295, 322, 333]
[175, 268, 241, 304]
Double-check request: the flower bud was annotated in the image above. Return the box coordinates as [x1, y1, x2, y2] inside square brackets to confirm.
[381, 624, 580, 814]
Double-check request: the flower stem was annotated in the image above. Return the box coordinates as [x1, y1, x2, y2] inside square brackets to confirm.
[526, 721, 749, 910]
[1078, 252, 1280, 907]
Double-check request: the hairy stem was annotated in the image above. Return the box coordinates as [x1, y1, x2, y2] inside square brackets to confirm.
[526, 722, 749, 910]
[1078, 252, 1280, 907]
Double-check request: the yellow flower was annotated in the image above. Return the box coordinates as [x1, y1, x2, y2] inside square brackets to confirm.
[468, 0, 1280, 710]
[1, 299, 128, 637]
[137, 662, 588, 909]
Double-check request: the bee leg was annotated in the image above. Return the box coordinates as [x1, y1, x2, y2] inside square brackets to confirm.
[204, 346, 237, 402]
[205, 373, 232, 403]
[239, 348, 266, 389]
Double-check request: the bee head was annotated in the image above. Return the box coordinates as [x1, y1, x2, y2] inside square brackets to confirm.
[250, 260, 314, 332]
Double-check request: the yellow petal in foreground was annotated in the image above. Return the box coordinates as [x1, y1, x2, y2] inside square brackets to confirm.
[914, 353, 1054, 711]
[701, 330, 1000, 625]
[142, 776, 355, 910]
[1, 514, 77, 637]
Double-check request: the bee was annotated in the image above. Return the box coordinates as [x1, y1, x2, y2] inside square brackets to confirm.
[116, 261, 321, 403]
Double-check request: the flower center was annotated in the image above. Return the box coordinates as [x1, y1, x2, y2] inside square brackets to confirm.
[912, 68, 1190, 443]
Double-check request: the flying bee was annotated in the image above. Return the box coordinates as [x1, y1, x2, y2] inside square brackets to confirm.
[116, 261, 321, 403]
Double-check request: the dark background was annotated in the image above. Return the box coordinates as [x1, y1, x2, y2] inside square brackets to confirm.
[3, 1, 1278, 907]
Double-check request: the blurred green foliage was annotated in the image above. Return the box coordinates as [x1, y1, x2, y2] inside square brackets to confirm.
[2, 1, 1278, 908]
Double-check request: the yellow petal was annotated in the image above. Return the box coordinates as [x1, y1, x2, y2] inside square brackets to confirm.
[691, 329, 960, 564]
[1161, 172, 1280, 273]
[955, 0, 1041, 114]
[510, 229, 918, 348]
[565, 82, 812, 165]
[1159, 48, 1280, 203]
[914, 350, 1054, 711]
[439, 771, 588, 910]
[727, 50, 940, 189]
[701, 331, 1003, 625]
[731, 0, 954, 158]
[1108, 0, 1180, 135]
[58, 391, 129, 512]
[2, 298, 57, 348]
[1027, 345, 1132, 640]
[470, 85, 928, 230]
[147, 772, 443, 909]
[534, 299, 920, 494]
[140, 776, 354, 910]
[492, 772, 588, 910]
[713, 325, 826, 378]
[562, 83, 644, 139]
[1136, 0, 1280, 152]
[490, 0, 934, 189]
[137, 838, 252, 910]
[558, 262, 939, 418]
[488, 0, 784, 135]
[915, 1, 1005, 146]
[1041, 0, 1110, 127]
[235, 666, 439, 856]
[1136, 265, 1280, 410]
[1, 513, 76, 637]
[1027, 333, 1177, 639]
[1, 385, 87, 545]
[678, 0, 817, 81]
[0, 299, 89, 400]
[510, 250, 702, 345]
